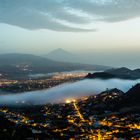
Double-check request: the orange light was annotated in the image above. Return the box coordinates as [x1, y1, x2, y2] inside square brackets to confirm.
[65, 99, 71, 104]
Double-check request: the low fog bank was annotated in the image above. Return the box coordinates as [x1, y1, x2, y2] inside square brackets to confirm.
[0, 79, 140, 105]
[28, 70, 95, 79]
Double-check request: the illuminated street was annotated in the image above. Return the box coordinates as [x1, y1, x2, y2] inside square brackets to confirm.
[0, 96, 140, 139]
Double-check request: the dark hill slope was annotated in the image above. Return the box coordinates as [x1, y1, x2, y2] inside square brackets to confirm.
[86, 67, 140, 79]
[0, 53, 101, 79]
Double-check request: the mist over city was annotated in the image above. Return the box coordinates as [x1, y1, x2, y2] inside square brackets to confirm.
[0, 0, 140, 139]
[0, 78, 140, 105]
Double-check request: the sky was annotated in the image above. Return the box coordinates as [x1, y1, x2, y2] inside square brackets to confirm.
[0, 0, 140, 68]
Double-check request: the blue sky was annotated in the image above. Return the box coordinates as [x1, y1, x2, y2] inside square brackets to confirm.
[0, 0, 140, 67]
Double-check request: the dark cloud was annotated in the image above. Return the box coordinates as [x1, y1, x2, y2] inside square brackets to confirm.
[0, 0, 140, 32]
[65, 0, 140, 22]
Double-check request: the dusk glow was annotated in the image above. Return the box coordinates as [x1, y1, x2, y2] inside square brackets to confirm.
[0, 0, 140, 67]
[0, 1, 140, 139]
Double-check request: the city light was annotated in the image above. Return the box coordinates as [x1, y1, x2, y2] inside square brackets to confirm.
[65, 99, 71, 104]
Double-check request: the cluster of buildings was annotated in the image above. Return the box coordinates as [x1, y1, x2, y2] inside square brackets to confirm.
[0, 95, 140, 139]
[0, 72, 84, 93]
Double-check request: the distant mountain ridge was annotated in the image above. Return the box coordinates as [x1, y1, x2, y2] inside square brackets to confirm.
[86, 67, 140, 79]
[46, 48, 111, 69]
[0, 53, 57, 66]
[0, 53, 109, 79]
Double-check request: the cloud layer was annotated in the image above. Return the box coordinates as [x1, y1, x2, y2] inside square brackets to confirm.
[0, 79, 140, 105]
[0, 0, 140, 32]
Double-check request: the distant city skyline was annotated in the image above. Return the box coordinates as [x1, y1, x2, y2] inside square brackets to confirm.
[0, 0, 140, 68]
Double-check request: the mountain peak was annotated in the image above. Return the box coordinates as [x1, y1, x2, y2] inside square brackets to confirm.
[54, 48, 67, 52]
[47, 48, 75, 62]
[49, 48, 72, 55]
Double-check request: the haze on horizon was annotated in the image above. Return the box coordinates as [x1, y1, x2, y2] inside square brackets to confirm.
[0, 0, 140, 68]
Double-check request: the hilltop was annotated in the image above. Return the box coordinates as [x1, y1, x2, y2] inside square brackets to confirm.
[86, 67, 140, 80]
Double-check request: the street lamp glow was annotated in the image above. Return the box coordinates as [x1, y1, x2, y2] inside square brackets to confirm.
[65, 98, 76, 104]
[65, 99, 71, 104]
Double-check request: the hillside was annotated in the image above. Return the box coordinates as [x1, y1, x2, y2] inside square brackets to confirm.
[0, 53, 106, 79]
[81, 84, 140, 114]
[106, 67, 140, 79]
[86, 67, 140, 79]
[100, 84, 140, 112]
[123, 84, 140, 106]
[112, 84, 140, 113]
[0, 53, 56, 65]
[86, 72, 116, 79]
